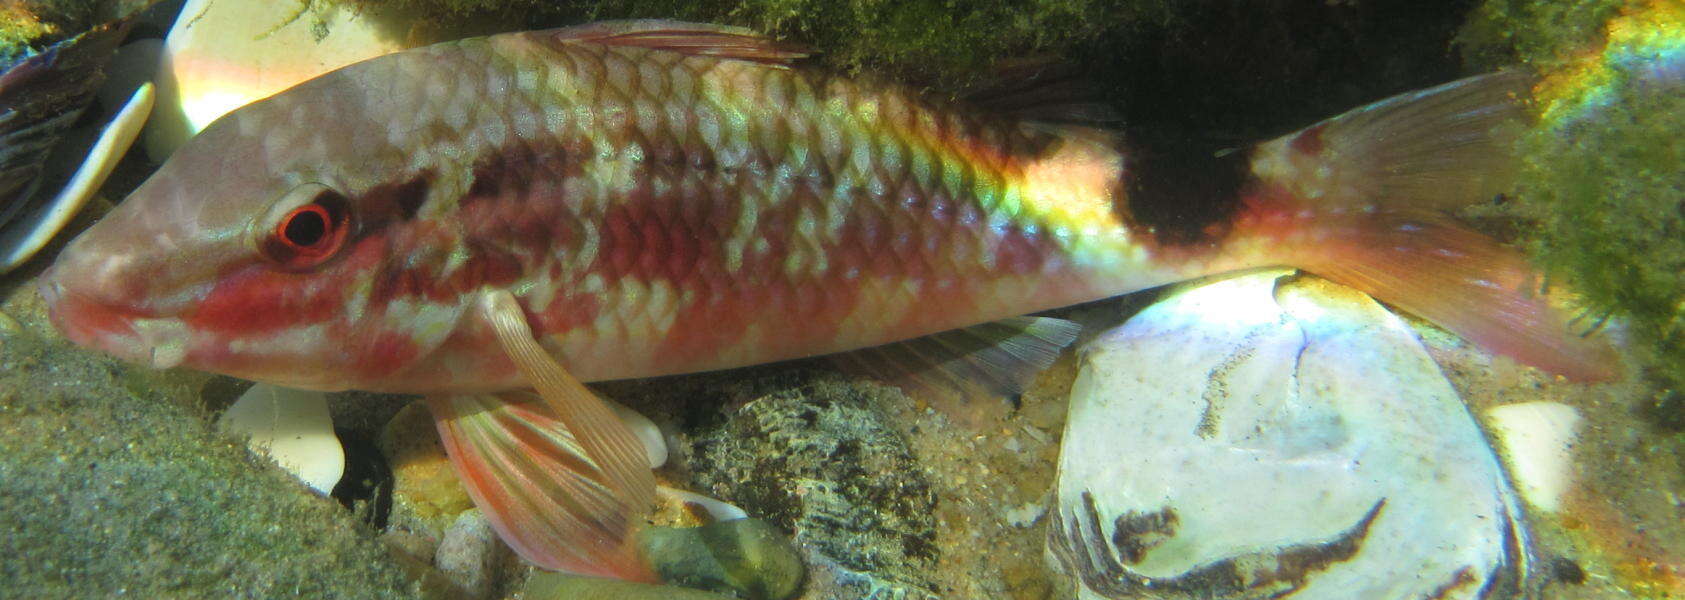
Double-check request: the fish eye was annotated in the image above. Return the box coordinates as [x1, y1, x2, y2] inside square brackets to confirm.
[280, 204, 331, 248]
[259, 183, 352, 270]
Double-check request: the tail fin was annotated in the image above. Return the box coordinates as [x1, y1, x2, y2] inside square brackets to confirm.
[1234, 71, 1619, 381]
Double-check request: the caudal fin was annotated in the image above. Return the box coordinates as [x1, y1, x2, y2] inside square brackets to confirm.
[1236, 71, 1619, 381]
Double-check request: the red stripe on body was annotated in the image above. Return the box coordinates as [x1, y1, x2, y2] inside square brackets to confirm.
[349, 330, 423, 379]
[535, 290, 602, 336]
[188, 264, 348, 336]
[639, 179, 865, 365]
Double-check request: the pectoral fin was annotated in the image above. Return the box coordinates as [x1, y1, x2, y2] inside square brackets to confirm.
[428, 392, 653, 580]
[479, 290, 658, 510]
[430, 289, 660, 580]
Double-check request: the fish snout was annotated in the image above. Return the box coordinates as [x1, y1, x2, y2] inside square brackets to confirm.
[40, 251, 191, 369]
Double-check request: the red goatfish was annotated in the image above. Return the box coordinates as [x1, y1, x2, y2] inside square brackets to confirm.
[39, 20, 1615, 582]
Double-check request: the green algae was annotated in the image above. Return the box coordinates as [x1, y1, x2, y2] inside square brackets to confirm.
[1457, 0, 1628, 72]
[638, 518, 805, 600]
[0, 304, 442, 598]
[524, 572, 741, 599]
[1458, 2, 1685, 395]
[1514, 89, 1685, 392]
[337, 0, 1170, 87]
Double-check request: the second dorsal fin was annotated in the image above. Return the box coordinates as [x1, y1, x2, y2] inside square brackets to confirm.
[962, 58, 1122, 129]
[550, 20, 811, 67]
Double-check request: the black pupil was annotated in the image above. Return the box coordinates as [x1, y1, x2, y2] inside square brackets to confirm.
[285, 208, 328, 247]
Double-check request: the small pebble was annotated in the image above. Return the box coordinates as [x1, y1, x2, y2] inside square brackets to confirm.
[1003, 502, 1044, 528]
[381, 402, 473, 535]
[435, 509, 508, 600]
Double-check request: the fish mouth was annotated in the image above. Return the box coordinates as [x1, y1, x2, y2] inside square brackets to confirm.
[40, 277, 190, 370]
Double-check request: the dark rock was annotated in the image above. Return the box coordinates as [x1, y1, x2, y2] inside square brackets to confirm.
[676, 371, 939, 598]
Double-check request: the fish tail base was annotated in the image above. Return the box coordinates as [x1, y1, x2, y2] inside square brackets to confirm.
[1233, 71, 1619, 381]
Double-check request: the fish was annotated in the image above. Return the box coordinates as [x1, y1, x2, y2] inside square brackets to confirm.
[37, 20, 1616, 582]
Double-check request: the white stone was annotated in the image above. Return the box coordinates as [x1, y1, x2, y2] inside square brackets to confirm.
[1485, 401, 1583, 514]
[1049, 270, 1531, 599]
[1004, 502, 1045, 528]
[437, 508, 507, 600]
[216, 383, 345, 495]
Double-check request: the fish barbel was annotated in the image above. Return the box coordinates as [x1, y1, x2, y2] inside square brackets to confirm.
[38, 20, 1614, 581]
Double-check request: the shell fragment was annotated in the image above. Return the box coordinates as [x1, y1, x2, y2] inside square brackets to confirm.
[1049, 271, 1533, 600]
[216, 382, 345, 495]
[0, 82, 154, 272]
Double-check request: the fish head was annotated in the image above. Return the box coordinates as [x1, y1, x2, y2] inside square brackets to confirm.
[41, 67, 471, 391]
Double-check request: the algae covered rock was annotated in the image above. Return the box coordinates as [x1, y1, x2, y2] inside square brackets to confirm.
[677, 372, 940, 598]
[338, 0, 1153, 86]
[1459, 1, 1685, 392]
[0, 318, 440, 598]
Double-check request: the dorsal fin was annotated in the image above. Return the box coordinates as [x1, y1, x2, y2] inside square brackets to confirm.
[963, 58, 1122, 129]
[549, 20, 811, 67]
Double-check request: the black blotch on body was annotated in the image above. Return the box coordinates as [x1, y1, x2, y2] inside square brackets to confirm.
[1123, 140, 1250, 248]
[360, 169, 433, 222]
[462, 144, 577, 207]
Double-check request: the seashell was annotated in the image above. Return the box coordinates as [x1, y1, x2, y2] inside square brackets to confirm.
[0, 19, 147, 273]
[612, 398, 669, 469]
[216, 382, 346, 495]
[144, 0, 501, 160]
[1483, 401, 1582, 515]
[658, 486, 750, 523]
[1048, 270, 1533, 600]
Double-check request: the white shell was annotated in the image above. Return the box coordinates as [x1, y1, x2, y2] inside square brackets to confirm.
[657, 486, 750, 523]
[145, 0, 423, 159]
[0, 82, 154, 272]
[609, 398, 669, 469]
[1484, 402, 1583, 514]
[216, 383, 345, 495]
[1049, 271, 1531, 599]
